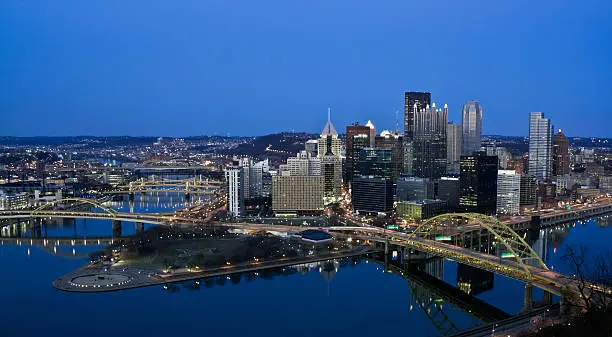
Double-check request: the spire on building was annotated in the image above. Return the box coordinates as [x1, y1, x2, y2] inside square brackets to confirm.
[321, 107, 338, 136]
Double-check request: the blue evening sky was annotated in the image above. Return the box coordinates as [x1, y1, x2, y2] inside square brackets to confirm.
[1, 0, 610, 137]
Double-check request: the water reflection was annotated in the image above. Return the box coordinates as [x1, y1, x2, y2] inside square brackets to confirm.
[0, 204, 610, 336]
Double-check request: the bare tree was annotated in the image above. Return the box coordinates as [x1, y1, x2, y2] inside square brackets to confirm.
[562, 245, 612, 315]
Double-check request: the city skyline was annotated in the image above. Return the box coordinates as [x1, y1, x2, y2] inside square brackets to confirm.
[1, 0, 611, 137]
[1, 2, 612, 336]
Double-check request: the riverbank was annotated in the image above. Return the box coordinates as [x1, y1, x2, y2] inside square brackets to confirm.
[53, 246, 379, 293]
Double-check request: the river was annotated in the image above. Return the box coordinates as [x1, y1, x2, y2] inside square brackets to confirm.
[0, 193, 610, 337]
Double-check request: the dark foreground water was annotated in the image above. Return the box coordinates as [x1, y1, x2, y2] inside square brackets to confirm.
[0, 195, 610, 337]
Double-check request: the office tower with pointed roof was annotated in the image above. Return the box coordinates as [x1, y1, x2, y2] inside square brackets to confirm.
[317, 107, 342, 158]
[317, 108, 343, 203]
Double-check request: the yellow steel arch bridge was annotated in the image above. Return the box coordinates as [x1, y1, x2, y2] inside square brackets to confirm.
[406, 213, 549, 277]
[330, 213, 605, 297]
[0, 197, 197, 226]
[105, 177, 224, 195]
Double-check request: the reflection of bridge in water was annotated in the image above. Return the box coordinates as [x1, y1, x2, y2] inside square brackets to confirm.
[0, 197, 221, 236]
[2, 197, 611, 307]
[159, 254, 511, 336]
[376, 256, 510, 336]
[331, 211, 612, 308]
[105, 177, 224, 196]
[0, 234, 132, 259]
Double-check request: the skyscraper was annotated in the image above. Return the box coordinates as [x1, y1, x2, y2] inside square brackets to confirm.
[317, 109, 343, 202]
[355, 148, 394, 179]
[272, 175, 324, 215]
[317, 108, 342, 158]
[225, 162, 244, 216]
[447, 122, 462, 173]
[374, 130, 404, 179]
[345, 122, 373, 183]
[365, 120, 376, 147]
[321, 154, 342, 204]
[528, 112, 553, 181]
[520, 174, 537, 206]
[238, 158, 269, 199]
[412, 103, 448, 180]
[461, 100, 483, 155]
[459, 152, 498, 215]
[404, 92, 431, 140]
[351, 176, 394, 215]
[273, 151, 324, 215]
[437, 177, 460, 211]
[552, 129, 570, 176]
[496, 170, 521, 215]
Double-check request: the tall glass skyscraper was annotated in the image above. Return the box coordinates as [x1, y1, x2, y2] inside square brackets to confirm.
[412, 103, 448, 180]
[461, 100, 483, 155]
[459, 152, 498, 215]
[446, 122, 462, 173]
[528, 112, 553, 181]
[404, 92, 431, 141]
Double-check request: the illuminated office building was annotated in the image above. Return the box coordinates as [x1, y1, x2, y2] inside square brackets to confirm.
[461, 100, 483, 155]
[496, 170, 521, 215]
[528, 112, 553, 181]
[552, 129, 570, 176]
[404, 91, 431, 141]
[374, 130, 404, 179]
[346, 122, 373, 183]
[459, 152, 498, 215]
[412, 103, 448, 180]
[447, 122, 462, 173]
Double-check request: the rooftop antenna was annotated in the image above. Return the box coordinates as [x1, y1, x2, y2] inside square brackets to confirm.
[327, 106, 332, 133]
[395, 110, 400, 133]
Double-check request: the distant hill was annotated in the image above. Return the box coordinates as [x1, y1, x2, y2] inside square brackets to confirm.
[0, 136, 157, 147]
[218, 133, 317, 163]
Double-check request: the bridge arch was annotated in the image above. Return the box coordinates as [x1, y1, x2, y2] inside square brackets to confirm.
[32, 198, 118, 217]
[407, 213, 549, 276]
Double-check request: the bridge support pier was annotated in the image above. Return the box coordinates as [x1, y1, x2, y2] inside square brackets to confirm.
[112, 220, 122, 237]
[128, 192, 135, 201]
[29, 219, 42, 239]
[185, 192, 191, 201]
[135, 222, 144, 233]
[523, 283, 533, 311]
[543, 291, 553, 306]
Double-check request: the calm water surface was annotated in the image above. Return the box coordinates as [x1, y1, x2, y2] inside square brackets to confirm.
[0, 194, 610, 337]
